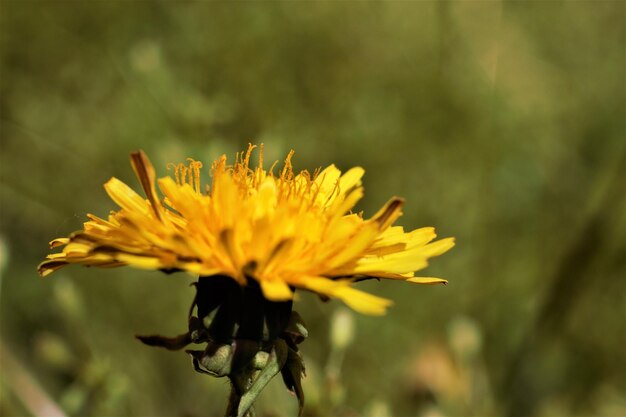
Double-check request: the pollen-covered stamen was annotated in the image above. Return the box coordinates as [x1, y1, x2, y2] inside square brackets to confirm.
[268, 160, 279, 177]
[231, 145, 267, 193]
[167, 163, 181, 185]
[167, 160, 203, 193]
[243, 144, 256, 169]
[187, 159, 203, 193]
[210, 155, 228, 190]
[252, 144, 266, 188]
[281, 150, 295, 181]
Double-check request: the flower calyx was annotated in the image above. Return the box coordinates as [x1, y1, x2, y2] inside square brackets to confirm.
[136, 275, 307, 417]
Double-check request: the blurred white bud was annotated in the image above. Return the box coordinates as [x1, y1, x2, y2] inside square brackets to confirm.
[0, 235, 7, 272]
[301, 355, 321, 408]
[53, 278, 84, 319]
[330, 308, 355, 351]
[448, 316, 482, 358]
[33, 331, 75, 370]
[0, 235, 7, 299]
[420, 405, 446, 417]
[129, 40, 162, 73]
[365, 399, 392, 417]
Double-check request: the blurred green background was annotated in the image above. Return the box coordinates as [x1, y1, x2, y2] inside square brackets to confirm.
[1, 2, 624, 416]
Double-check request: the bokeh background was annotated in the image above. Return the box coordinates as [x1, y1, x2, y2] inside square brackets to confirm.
[1, 2, 624, 417]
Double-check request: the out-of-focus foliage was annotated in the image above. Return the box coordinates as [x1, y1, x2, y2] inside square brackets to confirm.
[1, 2, 624, 417]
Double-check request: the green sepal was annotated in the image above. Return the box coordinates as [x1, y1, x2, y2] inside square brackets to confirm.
[281, 346, 306, 417]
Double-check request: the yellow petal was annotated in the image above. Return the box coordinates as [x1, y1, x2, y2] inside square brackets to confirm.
[419, 237, 456, 257]
[104, 177, 150, 215]
[260, 280, 294, 301]
[49, 238, 69, 248]
[314, 164, 342, 205]
[178, 262, 221, 276]
[37, 260, 68, 277]
[330, 186, 364, 216]
[355, 237, 455, 275]
[252, 177, 277, 219]
[407, 277, 448, 285]
[338, 167, 364, 194]
[333, 286, 394, 315]
[325, 223, 379, 270]
[371, 197, 404, 230]
[130, 150, 162, 221]
[158, 177, 203, 218]
[114, 253, 164, 270]
[354, 256, 429, 275]
[405, 227, 437, 248]
[301, 276, 393, 315]
[64, 242, 94, 255]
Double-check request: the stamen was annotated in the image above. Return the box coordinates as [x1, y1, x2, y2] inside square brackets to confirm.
[167, 163, 180, 185]
[182, 165, 189, 186]
[178, 163, 185, 185]
[195, 162, 203, 193]
[281, 150, 295, 181]
[186, 159, 203, 193]
[244, 144, 256, 169]
[268, 160, 279, 177]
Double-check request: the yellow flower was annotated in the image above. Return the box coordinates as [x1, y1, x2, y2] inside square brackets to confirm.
[38, 145, 454, 315]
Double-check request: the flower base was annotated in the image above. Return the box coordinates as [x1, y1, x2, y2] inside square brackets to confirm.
[136, 275, 307, 417]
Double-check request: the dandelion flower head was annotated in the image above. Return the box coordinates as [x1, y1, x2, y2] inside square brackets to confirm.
[39, 144, 454, 315]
